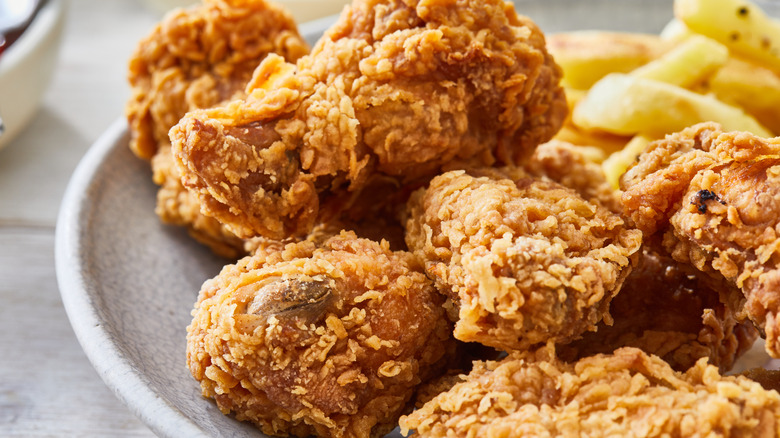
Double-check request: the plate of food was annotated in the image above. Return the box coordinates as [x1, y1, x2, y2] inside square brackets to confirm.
[56, 0, 780, 437]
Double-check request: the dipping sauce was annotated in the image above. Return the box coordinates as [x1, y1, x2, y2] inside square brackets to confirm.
[0, 0, 46, 57]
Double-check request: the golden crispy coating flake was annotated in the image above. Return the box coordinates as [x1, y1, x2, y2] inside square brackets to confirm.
[404, 167, 642, 351]
[187, 231, 454, 437]
[170, 0, 566, 240]
[401, 346, 780, 437]
[622, 122, 780, 357]
[559, 247, 757, 373]
[126, 0, 309, 257]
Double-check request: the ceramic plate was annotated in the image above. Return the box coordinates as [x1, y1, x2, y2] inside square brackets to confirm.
[55, 1, 779, 437]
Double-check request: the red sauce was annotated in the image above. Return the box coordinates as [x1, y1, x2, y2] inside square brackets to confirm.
[0, 0, 47, 58]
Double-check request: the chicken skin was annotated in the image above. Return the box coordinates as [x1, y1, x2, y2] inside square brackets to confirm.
[403, 167, 642, 351]
[400, 346, 780, 437]
[528, 139, 622, 213]
[170, 0, 567, 240]
[126, 0, 309, 257]
[186, 231, 454, 438]
[559, 247, 758, 372]
[621, 122, 780, 357]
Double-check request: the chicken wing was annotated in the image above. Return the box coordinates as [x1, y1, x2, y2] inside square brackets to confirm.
[621, 122, 780, 357]
[400, 346, 780, 437]
[558, 247, 758, 372]
[170, 0, 567, 240]
[126, 0, 309, 257]
[403, 167, 642, 351]
[187, 230, 454, 437]
[528, 139, 621, 213]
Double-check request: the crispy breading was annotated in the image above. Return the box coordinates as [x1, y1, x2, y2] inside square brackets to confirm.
[528, 139, 622, 213]
[187, 231, 454, 438]
[621, 122, 780, 357]
[170, 0, 567, 240]
[403, 167, 642, 351]
[127, 0, 308, 160]
[559, 247, 758, 372]
[152, 144, 247, 257]
[126, 0, 309, 257]
[400, 346, 780, 437]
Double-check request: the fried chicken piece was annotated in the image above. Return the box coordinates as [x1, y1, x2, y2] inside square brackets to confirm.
[126, 0, 309, 257]
[621, 122, 780, 357]
[400, 346, 780, 437]
[152, 144, 248, 257]
[170, 0, 567, 240]
[187, 230, 455, 438]
[410, 341, 506, 412]
[742, 368, 780, 393]
[127, 0, 308, 160]
[403, 168, 642, 351]
[559, 247, 758, 372]
[528, 139, 621, 213]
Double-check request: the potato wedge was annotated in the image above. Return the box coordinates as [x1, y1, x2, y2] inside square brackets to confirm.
[660, 18, 695, 42]
[602, 135, 652, 189]
[553, 87, 631, 155]
[572, 73, 772, 137]
[548, 31, 669, 89]
[631, 35, 728, 88]
[708, 56, 780, 135]
[675, 0, 780, 72]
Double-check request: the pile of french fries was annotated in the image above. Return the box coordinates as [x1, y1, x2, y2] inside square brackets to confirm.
[548, 0, 780, 188]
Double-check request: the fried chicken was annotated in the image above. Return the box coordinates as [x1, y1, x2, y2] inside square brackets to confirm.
[186, 230, 455, 438]
[127, 0, 309, 160]
[528, 139, 621, 213]
[742, 368, 780, 393]
[559, 247, 758, 372]
[151, 145, 248, 257]
[621, 122, 780, 357]
[170, 0, 567, 240]
[403, 167, 642, 351]
[126, 0, 309, 257]
[400, 346, 780, 437]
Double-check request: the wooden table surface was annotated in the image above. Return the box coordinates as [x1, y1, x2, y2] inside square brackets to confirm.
[2, 1, 177, 436]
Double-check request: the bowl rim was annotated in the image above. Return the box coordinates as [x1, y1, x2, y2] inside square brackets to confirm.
[54, 17, 337, 437]
[55, 118, 210, 438]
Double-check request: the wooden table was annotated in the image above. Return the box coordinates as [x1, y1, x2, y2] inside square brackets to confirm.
[2, 1, 165, 436]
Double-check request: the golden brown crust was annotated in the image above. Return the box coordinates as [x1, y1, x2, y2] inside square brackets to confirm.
[152, 144, 247, 258]
[403, 167, 642, 351]
[186, 231, 454, 437]
[559, 247, 758, 372]
[621, 122, 780, 357]
[528, 139, 622, 213]
[125, 0, 309, 257]
[170, 0, 566, 240]
[400, 346, 780, 437]
[126, 0, 309, 160]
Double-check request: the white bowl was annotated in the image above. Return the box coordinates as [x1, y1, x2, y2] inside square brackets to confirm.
[56, 1, 779, 438]
[0, 0, 66, 150]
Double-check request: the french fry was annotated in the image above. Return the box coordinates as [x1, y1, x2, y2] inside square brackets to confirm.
[602, 135, 653, 189]
[553, 124, 631, 158]
[675, 0, 780, 72]
[659, 18, 695, 42]
[630, 35, 728, 88]
[708, 56, 780, 135]
[553, 87, 631, 155]
[572, 73, 772, 138]
[547, 31, 669, 90]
